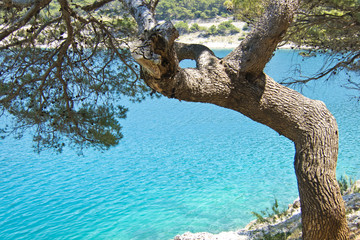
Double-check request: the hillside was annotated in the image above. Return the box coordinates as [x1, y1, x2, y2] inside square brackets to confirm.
[155, 0, 231, 20]
[173, 17, 247, 49]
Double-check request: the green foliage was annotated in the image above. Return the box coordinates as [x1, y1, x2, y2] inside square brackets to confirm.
[230, 0, 360, 92]
[251, 199, 288, 224]
[203, 20, 240, 36]
[337, 175, 359, 195]
[0, 1, 151, 152]
[189, 23, 200, 33]
[338, 175, 350, 195]
[257, 232, 290, 240]
[155, 0, 230, 20]
[226, 0, 266, 22]
[0, 47, 147, 152]
[242, 23, 249, 31]
[174, 21, 190, 34]
[189, 23, 207, 33]
[288, 0, 360, 49]
[259, 231, 290, 240]
[207, 25, 219, 35]
[251, 210, 268, 223]
[218, 20, 240, 34]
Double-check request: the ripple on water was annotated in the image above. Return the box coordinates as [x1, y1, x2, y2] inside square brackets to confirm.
[0, 50, 359, 240]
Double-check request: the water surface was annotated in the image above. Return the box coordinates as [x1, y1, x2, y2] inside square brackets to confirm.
[0, 49, 359, 240]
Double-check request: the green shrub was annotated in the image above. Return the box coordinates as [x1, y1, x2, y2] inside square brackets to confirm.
[251, 199, 288, 224]
[242, 23, 249, 31]
[155, 0, 230, 21]
[203, 21, 240, 36]
[338, 175, 349, 195]
[337, 175, 359, 195]
[218, 20, 240, 35]
[260, 231, 290, 240]
[174, 21, 189, 34]
[251, 211, 269, 223]
[189, 23, 200, 33]
[207, 25, 219, 35]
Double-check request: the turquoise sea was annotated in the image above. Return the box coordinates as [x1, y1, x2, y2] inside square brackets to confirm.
[0, 49, 359, 240]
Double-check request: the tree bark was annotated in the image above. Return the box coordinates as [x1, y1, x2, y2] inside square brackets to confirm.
[122, 0, 350, 238]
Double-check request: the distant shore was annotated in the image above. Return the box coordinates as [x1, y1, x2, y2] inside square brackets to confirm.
[174, 17, 301, 50]
[174, 17, 246, 50]
[176, 36, 299, 50]
[176, 31, 300, 50]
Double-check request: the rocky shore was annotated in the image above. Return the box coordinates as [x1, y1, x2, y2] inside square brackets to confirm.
[173, 187, 360, 240]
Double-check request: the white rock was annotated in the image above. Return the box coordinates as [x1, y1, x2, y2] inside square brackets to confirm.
[173, 193, 360, 240]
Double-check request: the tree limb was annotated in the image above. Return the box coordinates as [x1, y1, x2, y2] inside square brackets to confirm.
[0, 0, 52, 41]
[224, 0, 300, 75]
[81, 0, 114, 12]
[282, 52, 360, 85]
[174, 42, 216, 67]
[0, 17, 61, 49]
[121, 0, 157, 33]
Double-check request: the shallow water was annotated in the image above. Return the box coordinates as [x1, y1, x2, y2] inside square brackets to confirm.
[0, 49, 359, 240]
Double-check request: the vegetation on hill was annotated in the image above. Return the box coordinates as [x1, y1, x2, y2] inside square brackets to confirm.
[155, 0, 230, 20]
[174, 20, 241, 36]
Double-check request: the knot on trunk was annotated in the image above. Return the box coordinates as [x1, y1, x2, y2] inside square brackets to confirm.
[130, 21, 179, 79]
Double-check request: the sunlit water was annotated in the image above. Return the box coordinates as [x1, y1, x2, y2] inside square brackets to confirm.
[0, 50, 359, 240]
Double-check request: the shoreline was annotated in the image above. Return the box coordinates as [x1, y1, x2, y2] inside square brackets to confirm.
[173, 192, 360, 240]
[174, 17, 303, 50]
[176, 34, 301, 50]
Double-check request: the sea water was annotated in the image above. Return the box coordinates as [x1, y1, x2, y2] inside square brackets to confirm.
[0, 49, 359, 240]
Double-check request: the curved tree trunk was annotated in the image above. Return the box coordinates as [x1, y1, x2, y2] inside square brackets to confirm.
[122, 0, 350, 238]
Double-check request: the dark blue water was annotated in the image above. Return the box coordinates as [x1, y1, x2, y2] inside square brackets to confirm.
[0, 50, 359, 240]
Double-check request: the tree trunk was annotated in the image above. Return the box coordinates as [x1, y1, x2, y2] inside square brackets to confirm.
[122, 0, 350, 238]
[295, 130, 349, 239]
